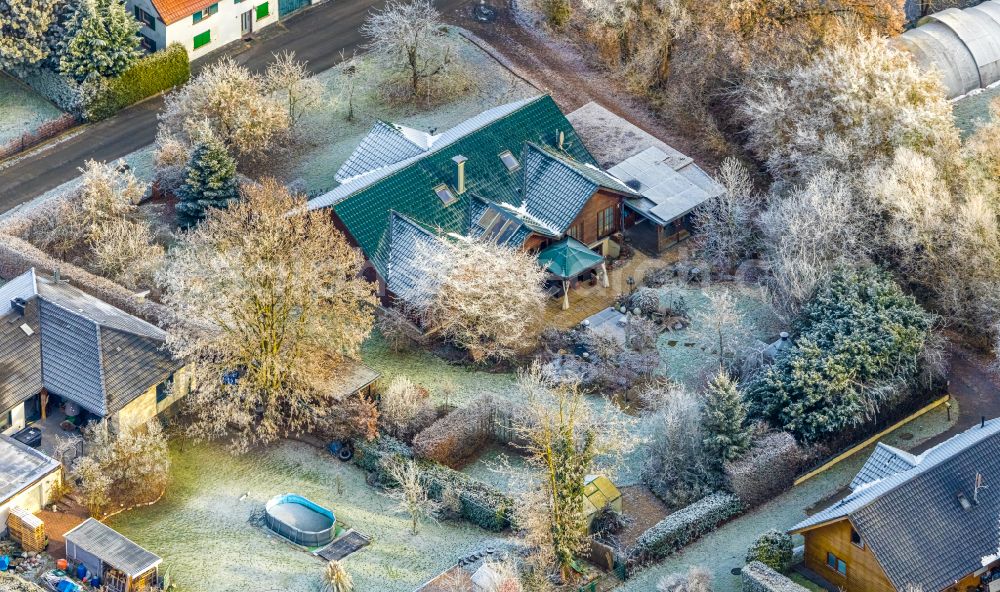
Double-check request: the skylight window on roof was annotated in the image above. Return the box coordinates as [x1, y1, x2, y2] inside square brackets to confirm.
[477, 205, 523, 245]
[499, 150, 520, 172]
[434, 184, 457, 206]
[19, 323, 33, 336]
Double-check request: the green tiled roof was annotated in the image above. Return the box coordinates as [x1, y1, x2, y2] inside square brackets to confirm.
[312, 96, 600, 277]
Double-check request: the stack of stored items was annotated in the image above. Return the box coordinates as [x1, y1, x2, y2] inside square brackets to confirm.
[7, 506, 46, 552]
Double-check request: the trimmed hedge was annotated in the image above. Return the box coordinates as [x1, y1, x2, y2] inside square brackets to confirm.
[629, 492, 743, 566]
[84, 43, 190, 121]
[742, 561, 810, 592]
[353, 435, 515, 532]
[725, 432, 806, 509]
[421, 462, 515, 532]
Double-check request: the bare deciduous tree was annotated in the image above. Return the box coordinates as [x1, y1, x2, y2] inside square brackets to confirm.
[693, 158, 761, 274]
[409, 238, 547, 363]
[361, 0, 453, 98]
[158, 178, 378, 451]
[384, 458, 441, 534]
[265, 50, 324, 126]
[758, 169, 871, 315]
[741, 35, 959, 183]
[379, 375, 436, 440]
[690, 288, 752, 369]
[159, 58, 290, 159]
[73, 420, 170, 518]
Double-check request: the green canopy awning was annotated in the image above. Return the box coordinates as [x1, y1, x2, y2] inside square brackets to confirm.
[537, 237, 605, 279]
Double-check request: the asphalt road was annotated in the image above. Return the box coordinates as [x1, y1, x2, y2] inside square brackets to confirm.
[0, 0, 471, 212]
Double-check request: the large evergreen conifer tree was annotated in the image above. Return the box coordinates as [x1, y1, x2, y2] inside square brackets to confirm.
[176, 135, 239, 228]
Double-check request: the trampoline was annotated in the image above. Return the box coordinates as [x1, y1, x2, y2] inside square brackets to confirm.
[264, 494, 336, 547]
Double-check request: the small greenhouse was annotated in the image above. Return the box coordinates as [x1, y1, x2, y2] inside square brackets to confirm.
[582, 475, 622, 520]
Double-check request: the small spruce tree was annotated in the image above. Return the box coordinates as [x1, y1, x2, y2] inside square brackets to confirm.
[59, 0, 140, 82]
[175, 135, 239, 228]
[701, 369, 751, 464]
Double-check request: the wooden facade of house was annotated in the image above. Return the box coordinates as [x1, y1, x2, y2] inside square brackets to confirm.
[790, 420, 1000, 592]
[798, 518, 895, 592]
[522, 189, 624, 255]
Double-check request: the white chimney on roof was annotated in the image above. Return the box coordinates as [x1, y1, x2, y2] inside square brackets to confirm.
[452, 155, 468, 195]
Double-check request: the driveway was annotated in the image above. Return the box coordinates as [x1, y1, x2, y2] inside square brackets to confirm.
[0, 0, 471, 212]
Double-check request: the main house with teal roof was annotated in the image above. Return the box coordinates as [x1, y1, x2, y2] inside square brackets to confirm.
[308, 95, 714, 305]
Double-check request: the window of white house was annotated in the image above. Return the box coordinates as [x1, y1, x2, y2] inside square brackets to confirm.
[192, 3, 218, 23]
[138, 33, 157, 52]
[434, 184, 457, 206]
[499, 150, 519, 172]
[133, 6, 156, 29]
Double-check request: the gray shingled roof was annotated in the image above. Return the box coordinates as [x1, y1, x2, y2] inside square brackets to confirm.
[0, 299, 42, 413]
[792, 419, 1000, 591]
[377, 212, 442, 303]
[335, 121, 429, 183]
[849, 442, 918, 490]
[0, 269, 180, 418]
[520, 143, 637, 234]
[65, 518, 161, 578]
[39, 297, 106, 416]
[0, 434, 59, 504]
[608, 146, 724, 225]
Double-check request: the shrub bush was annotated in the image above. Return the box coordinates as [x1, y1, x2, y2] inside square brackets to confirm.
[724, 431, 807, 508]
[412, 395, 495, 468]
[746, 530, 794, 572]
[629, 492, 743, 566]
[84, 43, 190, 121]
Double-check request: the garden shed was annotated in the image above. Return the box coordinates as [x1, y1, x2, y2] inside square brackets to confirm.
[64, 518, 161, 592]
[583, 474, 622, 519]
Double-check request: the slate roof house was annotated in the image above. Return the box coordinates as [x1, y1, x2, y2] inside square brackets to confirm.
[0, 269, 185, 437]
[790, 418, 1000, 592]
[309, 95, 720, 307]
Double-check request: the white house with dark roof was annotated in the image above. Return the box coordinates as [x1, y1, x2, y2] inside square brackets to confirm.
[790, 418, 1000, 592]
[0, 269, 187, 438]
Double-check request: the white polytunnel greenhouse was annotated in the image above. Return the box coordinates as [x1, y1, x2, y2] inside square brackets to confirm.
[894, 0, 1000, 98]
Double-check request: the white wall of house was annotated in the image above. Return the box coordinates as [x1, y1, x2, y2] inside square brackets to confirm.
[0, 469, 62, 536]
[128, 0, 168, 52]
[127, 0, 283, 60]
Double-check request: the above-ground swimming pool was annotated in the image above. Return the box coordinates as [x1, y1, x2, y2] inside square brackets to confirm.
[264, 493, 336, 547]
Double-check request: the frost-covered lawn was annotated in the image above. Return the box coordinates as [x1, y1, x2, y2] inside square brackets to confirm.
[953, 84, 1000, 137]
[618, 401, 957, 592]
[0, 73, 63, 147]
[108, 439, 506, 592]
[655, 283, 783, 390]
[284, 29, 537, 195]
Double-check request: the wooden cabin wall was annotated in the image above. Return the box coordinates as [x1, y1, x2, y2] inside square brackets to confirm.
[801, 519, 896, 592]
